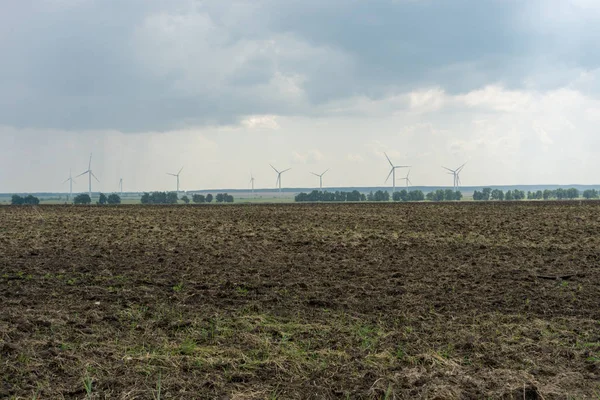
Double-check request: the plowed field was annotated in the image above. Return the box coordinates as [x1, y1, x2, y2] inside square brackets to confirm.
[1, 203, 599, 399]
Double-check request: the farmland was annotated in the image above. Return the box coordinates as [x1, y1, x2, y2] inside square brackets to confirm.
[1, 203, 599, 399]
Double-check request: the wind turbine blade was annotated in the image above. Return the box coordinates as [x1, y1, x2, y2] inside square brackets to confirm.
[407, 169, 411, 178]
[408, 178, 412, 186]
[310, 172, 320, 177]
[385, 168, 394, 183]
[178, 167, 184, 175]
[269, 164, 279, 173]
[322, 169, 329, 176]
[167, 173, 177, 176]
[281, 168, 291, 173]
[76, 170, 89, 178]
[456, 162, 467, 173]
[91, 172, 100, 183]
[384, 152, 394, 167]
[63, 178, 70, 184]
[442, 166, 454, 173]
[89, 153, 92, 170]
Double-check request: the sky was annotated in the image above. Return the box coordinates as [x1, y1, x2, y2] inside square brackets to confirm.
[2, 0, 600, 193]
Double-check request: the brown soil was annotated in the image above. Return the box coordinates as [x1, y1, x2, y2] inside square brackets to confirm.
[1, 203, 599, 399]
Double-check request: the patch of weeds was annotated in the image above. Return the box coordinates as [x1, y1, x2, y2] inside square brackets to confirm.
[356, 324, 379, 351]
[395, 344, 406, 361]
[66, 278, 77, 286]
[83, 374, 93, 399]
[178, 338, 197, 355]
[152, 372, 162, 400]
[172, 282, 184, 292]
[235, 286, 249, 296]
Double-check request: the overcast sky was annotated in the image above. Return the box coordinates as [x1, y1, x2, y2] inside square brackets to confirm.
[2, 0, 600, 193]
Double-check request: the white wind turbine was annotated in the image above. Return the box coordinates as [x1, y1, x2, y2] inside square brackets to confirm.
[384, 152, 410, 193]
[119, 178, 123, 197]
[167, 167, 183, 193]
[249, 173, 255, 196]
[399, 169, 412, 188]
[63, 169, 76, 202]
[270, 164, 291, 193]
[76, 153, 99, 198]
[442, 162, 467, 190]
[310, 169, 329, 190]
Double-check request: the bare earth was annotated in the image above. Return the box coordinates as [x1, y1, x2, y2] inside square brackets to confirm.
[1, 203, 599, 399]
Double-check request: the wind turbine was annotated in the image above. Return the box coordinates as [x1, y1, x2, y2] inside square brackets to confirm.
[270, 164, 291, 193]
[399, 169, 412, 188]
[63, 169, 76, 202]
[384, 153, 410, 193]
[249, 173, 255, 196]
[76, 153, 99, 198]
[310, 169, 329, 190]
[167, 167, 183, 193]
[442, 162, 467, 190]
[119, 178, 123, 197]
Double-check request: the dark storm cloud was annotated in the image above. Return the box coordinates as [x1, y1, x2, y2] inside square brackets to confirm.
[0, 0, 598, 132]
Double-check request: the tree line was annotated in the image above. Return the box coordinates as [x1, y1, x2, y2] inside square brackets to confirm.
[11, 195, 40, 205]
[473, 187, 585, 201]
[295, 189, 445, 202]
[141, 192, 234, 204]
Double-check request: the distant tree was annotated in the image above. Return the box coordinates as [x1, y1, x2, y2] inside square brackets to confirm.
[24, 195, 40, 205]
[373, 190, 389, 202]
[512, 190, 525, 200]
[367, 191, 374, 201]
[505, 190, 514, 201]
[473, 190, 483, 201]
[181, 195, 190, 204]
[426, 192, 434, 201]
[431, 190, 445, 202]
[393, 190, 408, 202]
[527, 191, 533, 200]
[74, 194, 91, 205]
[216, 193, 225, 203]
[543, 189, 553, 200]
[141, 192, 150, 204]
[11, 195, 24, 205]
[491, 189, 504, 201]
[583, 189, 599, 199]
[192, 194, 205, 203]
[206, 194, 213, 203]
[98, 193, 108, 205]
[482, 188, 492, 201]
[347, 190, 361, 202]
[107, 194, 121, 204]
[566, 188, 579, 199]
[166, 192, 179, 204]
[408, 190, 425, 201]
[224, 194, 234, 203]
[360, 193, 367, 201]
[443, 189, 455, 201]
[454, 191, 463, 201]
[535, 190, 543, 200]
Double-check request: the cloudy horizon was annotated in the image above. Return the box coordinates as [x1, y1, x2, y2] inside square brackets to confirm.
[2, 0, 600, 193]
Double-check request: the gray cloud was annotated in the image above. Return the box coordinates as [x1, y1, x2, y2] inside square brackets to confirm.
[0, 0, 599, 132]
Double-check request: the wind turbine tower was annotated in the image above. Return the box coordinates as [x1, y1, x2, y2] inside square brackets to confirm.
[310, 169, 329, 190]
[119, 178, 123, 197]
[270, 164, 291, 193]
[77, 153, 99, 198]
[442, 162, 467, 190]
[249, 173, 255, 196]
[63, 169, 75, 202]
[384, 153, 410, 193]
[167, 167, 183, 193]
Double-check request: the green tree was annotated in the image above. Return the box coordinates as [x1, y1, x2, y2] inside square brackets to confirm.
[192, 194, 205, 203]
[225, 194, 234, 203]
[583, 189, 599, 199]
[566, 188, 579, 199]
[408, 190, 425, 201]
[74, 194, 92, 205]
[473, 190, 483, 201]
[206, 194, 213, 203]
[107, 194, 121, 204]
[454, 191, 463, 201]
[505, 190, 514, 201]
[216, 193, 225, 203]
[11, 195, 24, 205]
[166, 192, 179, 204]
[98, 193, 108, 205]
[426, 192, 434, 201]
[444, 189, 455, 201]
[181, 195, 190, 204]
[491, 189, 504, 201]
[482, 188, 491, 201]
